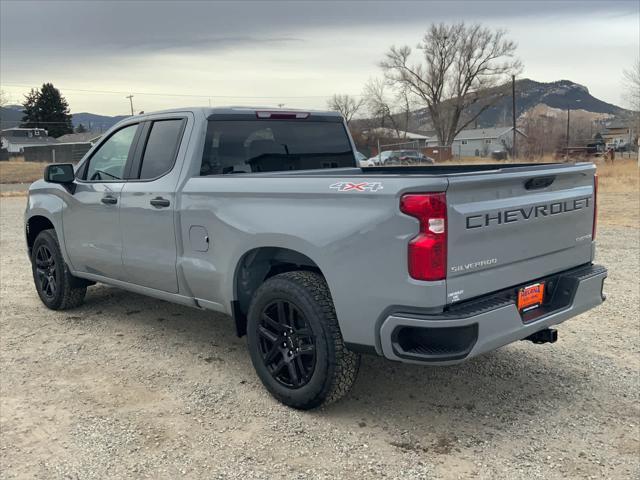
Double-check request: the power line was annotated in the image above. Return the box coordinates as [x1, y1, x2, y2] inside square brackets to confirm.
[0, 82, 364, 99]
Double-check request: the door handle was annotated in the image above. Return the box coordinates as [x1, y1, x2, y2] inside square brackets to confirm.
[101, 195, 117, 205]
[150, 197, 170, 208]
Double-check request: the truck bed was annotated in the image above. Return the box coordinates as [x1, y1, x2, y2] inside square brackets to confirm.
[216, 162, 573, 177]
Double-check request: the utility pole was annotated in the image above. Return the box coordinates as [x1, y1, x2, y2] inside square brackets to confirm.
[126, 95, 134, 116]
[511, 75, 517, 159]
[566, 108, 571, 154]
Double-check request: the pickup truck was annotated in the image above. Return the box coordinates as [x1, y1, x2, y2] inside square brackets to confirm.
[25, 107, 607, 409]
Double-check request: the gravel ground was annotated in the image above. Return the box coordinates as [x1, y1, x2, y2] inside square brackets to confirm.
[1, 195, 638, 479]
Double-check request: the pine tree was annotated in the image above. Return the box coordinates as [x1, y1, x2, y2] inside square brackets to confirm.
[20, 83, 73, 138]
[21, 89, 41, 128]
[75, 123, 87, 133]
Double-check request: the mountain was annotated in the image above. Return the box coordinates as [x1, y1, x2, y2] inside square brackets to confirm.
[413, 79, 631, 132]
[70, 112, 128, 132]
[0, 104, 24, 129]
[0, 104, 127, 132]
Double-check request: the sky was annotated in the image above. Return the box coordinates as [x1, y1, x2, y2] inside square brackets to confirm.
[1, 0, 638, 116]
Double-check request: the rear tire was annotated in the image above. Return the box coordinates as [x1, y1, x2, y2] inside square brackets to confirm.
[31, 229, 87, 310]
[246, 271, 360, 409]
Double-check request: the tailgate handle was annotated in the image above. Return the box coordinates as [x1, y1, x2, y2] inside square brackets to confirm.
[525, 176, 555, 190]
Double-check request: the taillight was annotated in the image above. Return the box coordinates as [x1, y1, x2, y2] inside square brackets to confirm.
[400, 193, 447, 281]
[592, 173, 598, 240]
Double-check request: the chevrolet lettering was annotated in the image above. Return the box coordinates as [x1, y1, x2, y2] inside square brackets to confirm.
[465, 197, 591, 229]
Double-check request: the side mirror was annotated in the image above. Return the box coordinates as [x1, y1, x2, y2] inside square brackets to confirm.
[44, 163, 75, 184]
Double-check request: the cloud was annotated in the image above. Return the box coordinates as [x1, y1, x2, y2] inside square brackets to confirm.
[2, 0, 634, 58]
[115, 35, 303, 54]
[1, 0, 637, 114]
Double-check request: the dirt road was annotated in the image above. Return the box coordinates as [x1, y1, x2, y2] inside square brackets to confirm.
[1, 195, 638, 479]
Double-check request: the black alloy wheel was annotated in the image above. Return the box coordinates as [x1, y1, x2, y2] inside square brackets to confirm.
[35, 244, 57, 300]
[246, 271, 360, 409]
[31, 229, 87, 310]
[257, 299, 316, 388]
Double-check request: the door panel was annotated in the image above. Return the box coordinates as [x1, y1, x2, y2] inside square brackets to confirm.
[120, 118, 185, 293]
[63, 181, 126, 279]
[63, 123, 140, 279]
[120, 183, 179, 292]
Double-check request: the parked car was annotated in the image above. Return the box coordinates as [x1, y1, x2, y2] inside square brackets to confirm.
[367, 150, 394, 165]
[25, 107, 607, 409]
[356, 151, 374, 167]
[370, 150, 434, 166]
[395, 149, 435, 165]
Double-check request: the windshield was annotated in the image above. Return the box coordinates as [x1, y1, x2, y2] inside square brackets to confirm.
[200, 120, 354, 175]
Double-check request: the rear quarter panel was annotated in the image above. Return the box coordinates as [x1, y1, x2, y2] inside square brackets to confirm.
[178, 174, 448, 350]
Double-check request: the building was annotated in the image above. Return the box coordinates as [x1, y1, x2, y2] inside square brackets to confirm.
[426, 127, 527, 157]
[0, 127, 58, 155]
[601, 125, 635, 151]
[366, 127, 431, 141]
[56, 132, 102, 145]
[23, 141, 94, 163]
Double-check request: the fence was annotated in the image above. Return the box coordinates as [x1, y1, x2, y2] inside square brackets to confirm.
[23, 143, 92, 163]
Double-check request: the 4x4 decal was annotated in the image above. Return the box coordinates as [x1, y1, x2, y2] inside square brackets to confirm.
[329, 182, 383, 192]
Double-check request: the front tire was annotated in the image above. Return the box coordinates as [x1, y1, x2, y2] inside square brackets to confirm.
[31, 229, 87, 310]
[246, 271, 360, 409]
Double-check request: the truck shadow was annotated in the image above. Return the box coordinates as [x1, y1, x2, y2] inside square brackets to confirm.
[76, 285, 587, 437]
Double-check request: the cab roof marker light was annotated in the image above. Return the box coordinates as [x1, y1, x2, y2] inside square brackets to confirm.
[256, 111, 310, 119]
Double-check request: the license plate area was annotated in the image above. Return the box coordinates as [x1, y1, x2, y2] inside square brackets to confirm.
[517, 282, 545, 313]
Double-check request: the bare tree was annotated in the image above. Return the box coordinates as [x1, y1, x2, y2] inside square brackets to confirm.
[622, 59, 640, 111]
[380, 23, 522, 146]
[326, 94, 364, 124]
[362, 78, 413, 138]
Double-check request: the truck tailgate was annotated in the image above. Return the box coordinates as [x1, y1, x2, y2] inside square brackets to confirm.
[445, 163, 596, 304]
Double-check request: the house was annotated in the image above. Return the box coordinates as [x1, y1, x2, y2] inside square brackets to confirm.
[601, 125, 634, 151]
[426, 127, 527, 157]
[0, 127, 58, 155]
[365, 127, 431, 141]
[56, 132, 102, 144]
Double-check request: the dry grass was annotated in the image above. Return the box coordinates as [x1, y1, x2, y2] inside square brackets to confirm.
[0, 191, 28, 198]
[596, 159, 639, 194]
[0, 159, 49, 184]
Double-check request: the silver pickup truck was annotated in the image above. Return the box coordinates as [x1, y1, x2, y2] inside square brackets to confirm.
[25, 107, 607, 409]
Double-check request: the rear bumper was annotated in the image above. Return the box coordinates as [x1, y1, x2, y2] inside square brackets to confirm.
[379, 264, 607, 365]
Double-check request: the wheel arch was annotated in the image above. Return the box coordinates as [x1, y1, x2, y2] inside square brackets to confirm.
[232, 246, 325, 337]
[26, 215, 56, 257]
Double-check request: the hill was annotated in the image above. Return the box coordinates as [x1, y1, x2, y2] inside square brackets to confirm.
[0, 105, 24, 129]
[414, 79, 630, 131]
[0, 105, 127, 132]
[71, 112, 128, 132]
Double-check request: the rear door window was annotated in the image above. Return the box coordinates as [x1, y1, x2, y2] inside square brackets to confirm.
[137, 119, 185, 180]
[200, 120, 354, 175]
